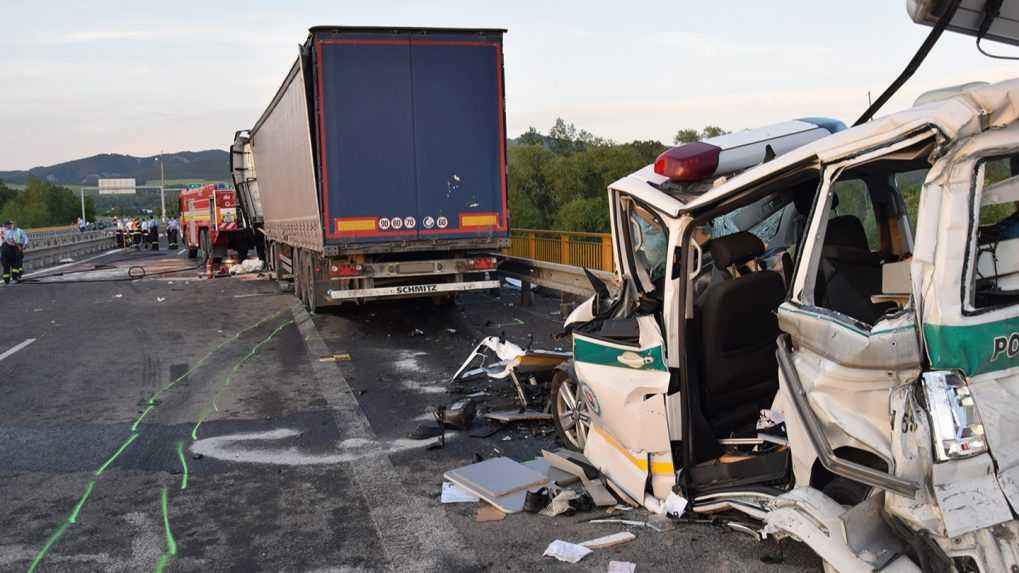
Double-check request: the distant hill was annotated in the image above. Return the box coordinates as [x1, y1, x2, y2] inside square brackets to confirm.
[0, 150, 229, 186]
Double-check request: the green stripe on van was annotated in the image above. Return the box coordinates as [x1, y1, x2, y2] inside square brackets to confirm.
[573, 337, 667, 372]
[925, 316, 1019, 376]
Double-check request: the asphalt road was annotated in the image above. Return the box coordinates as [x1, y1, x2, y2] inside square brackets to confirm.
[0, 245, 822, 572]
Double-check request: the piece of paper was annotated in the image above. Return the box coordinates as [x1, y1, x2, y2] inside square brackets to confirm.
[608, 561, 636, 573]
[543, 540, 592, 564]
[663, 492, 688, 517]
[441, 481, 479, 503]
[579, 531, 636, 549]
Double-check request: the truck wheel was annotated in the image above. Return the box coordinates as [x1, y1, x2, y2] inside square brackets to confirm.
[198, 230, 210, 263]
[305, 255, 318, 314]
[552, 368, 589, 452]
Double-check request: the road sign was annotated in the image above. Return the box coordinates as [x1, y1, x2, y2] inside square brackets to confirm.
[98, 178, 137, 195]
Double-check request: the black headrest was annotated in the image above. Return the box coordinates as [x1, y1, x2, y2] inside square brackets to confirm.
[825, 215, 870, 250]
[709, 231, 765, 268]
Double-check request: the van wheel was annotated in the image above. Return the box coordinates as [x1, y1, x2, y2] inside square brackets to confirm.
[822, 477, 871, 507]
[552, 369, 589, 452]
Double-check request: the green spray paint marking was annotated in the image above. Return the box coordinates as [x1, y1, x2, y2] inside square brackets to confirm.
[26, 310, 291, 573]
[152, 486, 177, 573]
[191, 319, 295, 440]
[26, 521, 70, 573]
[94, 432, 139, 476]
[176, 441, 189, 490]
[131, 404, 155, 431]
[148, 309, 286, 404]
[67, 480, 96, 524]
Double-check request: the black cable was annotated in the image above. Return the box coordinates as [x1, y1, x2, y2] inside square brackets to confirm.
[854, 0, 964, 126]
[18, 261, 204, 285]
[975, 0, 1019, 60]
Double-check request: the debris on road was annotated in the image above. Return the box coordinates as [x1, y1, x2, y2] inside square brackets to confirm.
[436, 398, 476, 430]
[579, 531, 636, 549]
[440, 481, 479, 504]
[542, 540, 592, 564]
[443, 456, 550, 513]
[608, 561, 637, 573]
[483, 410, 553, 423]
[476, 503, 506, 522]
[586, 519, 664, 533]
[318, 353, 352, 363]
[229, 258, 264, 275]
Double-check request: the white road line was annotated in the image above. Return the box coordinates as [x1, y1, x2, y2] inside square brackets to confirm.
[22, 248, 122, 279]
[291, 304, 477, 572]
[0, 338, 36, 362]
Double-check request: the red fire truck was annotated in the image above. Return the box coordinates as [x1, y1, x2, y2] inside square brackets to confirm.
[179, 184, 256, 264]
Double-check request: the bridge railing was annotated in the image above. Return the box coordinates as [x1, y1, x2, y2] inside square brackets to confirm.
[509, 228, 614, 273]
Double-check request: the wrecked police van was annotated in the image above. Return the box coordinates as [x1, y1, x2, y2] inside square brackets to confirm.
[564, 81, 1019, 572]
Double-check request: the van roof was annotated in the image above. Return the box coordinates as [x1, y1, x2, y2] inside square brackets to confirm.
[613, 77, 1019, 217]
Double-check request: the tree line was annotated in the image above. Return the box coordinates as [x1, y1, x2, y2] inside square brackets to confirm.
[0, 178, 96, 228]
[508, 120, 728, 232]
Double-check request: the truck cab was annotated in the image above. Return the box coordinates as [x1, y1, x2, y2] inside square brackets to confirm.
[568, 81, 1019, 571]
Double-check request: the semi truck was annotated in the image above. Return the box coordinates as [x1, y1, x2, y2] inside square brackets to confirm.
[231, 26, 510, 310]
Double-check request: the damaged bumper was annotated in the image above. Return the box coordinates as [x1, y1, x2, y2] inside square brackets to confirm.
[327, 279, 499, 300]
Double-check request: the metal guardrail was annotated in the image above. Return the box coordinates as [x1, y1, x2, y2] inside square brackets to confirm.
[22, 234, 117, 273]
[510, 228, 614, 273]
[26, 229, 114, 251]
[498, 255, 617, 299]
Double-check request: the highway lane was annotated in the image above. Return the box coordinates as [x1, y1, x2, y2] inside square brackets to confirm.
[0, 246, 822, 572]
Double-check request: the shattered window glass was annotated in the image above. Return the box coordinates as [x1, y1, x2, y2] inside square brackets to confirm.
[628, 208, 667, 283]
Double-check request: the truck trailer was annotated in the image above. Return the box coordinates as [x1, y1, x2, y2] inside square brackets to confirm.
[231, 26, 509, 310]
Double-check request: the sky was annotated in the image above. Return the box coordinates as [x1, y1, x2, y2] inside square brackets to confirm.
[2, 0, 1018, 170]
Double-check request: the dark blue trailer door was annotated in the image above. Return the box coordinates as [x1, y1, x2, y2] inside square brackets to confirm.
[315, 33, 506, 244]
[317, 39, 419, 242]
[411, 40, 506, 239]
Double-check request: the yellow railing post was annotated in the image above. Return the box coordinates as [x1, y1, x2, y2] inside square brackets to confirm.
[601, 235, 613, 271]
[560, 234, 569, 265]
[528, 232, 536, 260]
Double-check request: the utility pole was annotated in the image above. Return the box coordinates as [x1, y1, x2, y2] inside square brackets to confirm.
[159, 152, 166, 222]
[80, 187, 86, 223]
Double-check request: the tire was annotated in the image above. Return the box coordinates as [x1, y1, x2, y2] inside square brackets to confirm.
[551, 368, 590, 452]
[822, 477, 871, 507]
[294, 250, 307, 305]
[305, 255, 318, 314]
[198, 230, 210, 264]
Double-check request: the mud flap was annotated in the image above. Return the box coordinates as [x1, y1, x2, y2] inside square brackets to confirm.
[763, 488, 921, 573]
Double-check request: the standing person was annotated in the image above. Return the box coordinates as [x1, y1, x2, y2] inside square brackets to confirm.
[78, 216, 86, 233]
[141, 218, 151, 248]
[131, 218, 142, 249]
[2, 220, 29, 283]
[148, 216, 160, 251]
[166, 218, 180, 249]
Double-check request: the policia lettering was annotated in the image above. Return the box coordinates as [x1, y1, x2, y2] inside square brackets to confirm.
[991, 332, 1019, 362]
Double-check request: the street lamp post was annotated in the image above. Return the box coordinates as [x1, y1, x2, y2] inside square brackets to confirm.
[80, 187, 86, 223]
[158, 152, 166, 222]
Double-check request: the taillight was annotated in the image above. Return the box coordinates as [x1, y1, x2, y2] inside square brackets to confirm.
[329, 263, 362, 277]
[921, 371, 988, 461]
[468, 257, 497, 270]
[654, 142, 721, 182]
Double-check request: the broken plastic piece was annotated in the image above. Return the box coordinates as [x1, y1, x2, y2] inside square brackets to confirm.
[579, 531, 636, 549]
[543, 540, 591, 564]
[444, 457, 550, 513]
[437, 398, 476, 430]
[608, 561, 637, 573]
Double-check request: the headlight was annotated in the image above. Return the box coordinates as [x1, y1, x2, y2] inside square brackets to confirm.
[921, 371, 987, 462]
